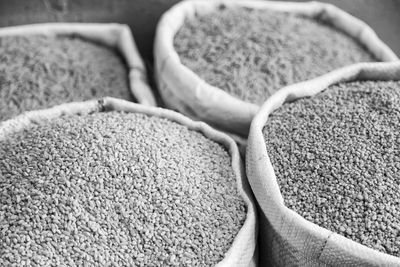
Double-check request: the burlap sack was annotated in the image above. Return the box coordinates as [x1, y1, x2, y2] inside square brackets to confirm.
[0, 23, 156, 106]
[0, 97, 258, 267]
[246, 62, 400, 266]
[154, 0, 398, 137]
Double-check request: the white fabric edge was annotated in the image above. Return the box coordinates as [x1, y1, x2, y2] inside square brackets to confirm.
[247, 61, 400, 264]
[154, 18, 259, 136]
[154, 0, 398, 136]
[0, 23, 156, 106]
[0, 97, 257, 267]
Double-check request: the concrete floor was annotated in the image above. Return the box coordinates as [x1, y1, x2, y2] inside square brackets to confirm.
[0, 0, 399, 63]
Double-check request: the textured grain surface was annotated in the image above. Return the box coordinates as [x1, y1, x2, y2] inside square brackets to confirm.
[0, 35, 132, 121]
[174, 7, 375, 104]
[263, 81, 400, 256]
[0, 111, 246, 266]
[0, 0, 399, 62]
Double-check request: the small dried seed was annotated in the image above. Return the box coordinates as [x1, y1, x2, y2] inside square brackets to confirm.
[174, 7, 374, 105]
[0, 35, 132, 121]
[264, 80, 400, 257]
[0, 111, 246, 266]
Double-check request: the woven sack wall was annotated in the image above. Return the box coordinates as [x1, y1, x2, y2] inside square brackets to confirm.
[154, 0, 398, 137]
[0, 97, 258, 267]
[0, 23, 156, 106]
[246, 62, 400, 266]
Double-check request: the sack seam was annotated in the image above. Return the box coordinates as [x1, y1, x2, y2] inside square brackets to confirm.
[317, 231, 335, 266]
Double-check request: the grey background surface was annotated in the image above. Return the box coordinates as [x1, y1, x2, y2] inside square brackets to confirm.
[0, 0, 399, 63]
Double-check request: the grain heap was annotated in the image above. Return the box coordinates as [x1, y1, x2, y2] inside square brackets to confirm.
[0, 35, 132, 121]
[263, 80, 400, 257]
[0, 111, 246, 266]
[174, 6, 375, 105]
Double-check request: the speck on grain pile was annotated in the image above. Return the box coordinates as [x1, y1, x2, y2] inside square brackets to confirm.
[0, 111, 246, 266]
[174, 6, 375, 105]
[0, 35, 132, 121]
[263, 80, 400, 257]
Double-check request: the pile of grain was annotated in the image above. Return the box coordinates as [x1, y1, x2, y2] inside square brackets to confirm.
[174, 6, 375, 105]
[0, 35, 132, 121]
[0, 111, 246, 266]
[263, 80, 400, 256]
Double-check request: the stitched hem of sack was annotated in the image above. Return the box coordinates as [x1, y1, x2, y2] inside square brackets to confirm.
[318, 231, 334, 265]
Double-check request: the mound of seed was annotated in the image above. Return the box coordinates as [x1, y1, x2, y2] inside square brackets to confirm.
[0, 35, 132, 121]
[174, 7, 375, 105]
[0, 111, 246, 266]
[263, 80, 400, 256]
